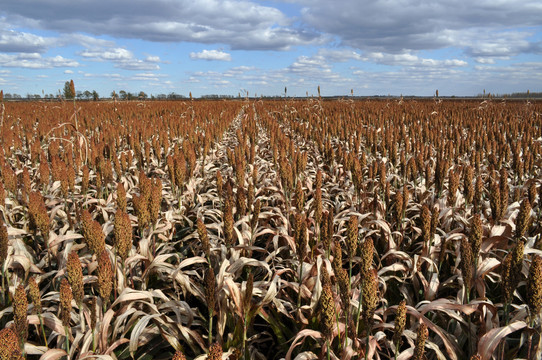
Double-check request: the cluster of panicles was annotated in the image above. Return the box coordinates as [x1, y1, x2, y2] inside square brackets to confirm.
[0, 328, 23, 360]
[97, 250, 113, 304]
[133, 172, 162, 230]
[2, 165, 17, 196]
[236, 186, 246, 218]
[360, 237, 374, 277]
[59, 278, 72, 327]
[114, 210, 132, 261]
[81, 210, 105, 255]
[421, 204, 431, 245]
[67, 251, 84, 305]
[28, 191, 49, 241]
[243, 272, 254, 313]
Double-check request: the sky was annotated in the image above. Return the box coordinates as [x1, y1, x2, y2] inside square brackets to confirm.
[0, 0, 541, 97]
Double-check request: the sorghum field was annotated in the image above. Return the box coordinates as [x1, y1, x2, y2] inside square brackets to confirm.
[0, 93, 542, 360]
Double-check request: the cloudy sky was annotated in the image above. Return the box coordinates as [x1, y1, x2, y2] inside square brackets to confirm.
[1, 0, 541, 97]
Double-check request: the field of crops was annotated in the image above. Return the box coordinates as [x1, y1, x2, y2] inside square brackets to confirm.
[0, 95, 541, 360]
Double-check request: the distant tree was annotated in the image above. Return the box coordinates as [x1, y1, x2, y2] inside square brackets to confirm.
[138, 91, 148, 100]
[92, 90, 99, 101]
[63, 81, 75, 99]
[111, 91, 117, 99]
[83, 90, 92, 100]
[119, 90, 127, 100]
[76, 91, 84, 100]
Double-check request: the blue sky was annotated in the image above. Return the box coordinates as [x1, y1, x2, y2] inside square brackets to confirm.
[1, 0, 541, 97]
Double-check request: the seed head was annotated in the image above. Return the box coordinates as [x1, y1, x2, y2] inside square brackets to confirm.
[319, 266, 335, 340]
[208, 342, 222, 360]
[361, 270, 378, 326]
[413, 323, 428, 360]
[81, 165, 89, 194]
[335, 266, 350, 308]
[89, 297, 97, 330]
[489, 179, 501, 222]
[0, 219, 8, 264]
[460, 237, 473, 293]
[97, 250, 113, 304]
[243, 272, 254, 313]
[360, 237, 374, 277]
[60, 278, 72, 327]
[527, 255, 542, 317]
[295, 180, 304, 211]
[28, 277, 42, 314]
[236, 186, 246, 218]
[0, 328, 23, 360]
[116, 182, 127, 212]
[346, 215, 358, 258]
[133, 194, 150, 231]
[0, 181, 5, 208]
[224, 199, 234, 247]
[172, 350, 186, 360]
[204, 267, 216, 315]
[515, 198, 531, 239]
[67, 251, 84, 305]
[148, 178, 162, 224]
[13, 285, 28, 346]
[393, 300, 407, 345]
[251, 198, 260, 230]
[197, 218, 211, 259]
[470, 214, 483, 263]
[394, 191, 403, 225]
[421, 204, 431, 245]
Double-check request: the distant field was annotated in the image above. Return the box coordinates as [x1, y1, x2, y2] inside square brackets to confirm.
[0, 98, 541, 360]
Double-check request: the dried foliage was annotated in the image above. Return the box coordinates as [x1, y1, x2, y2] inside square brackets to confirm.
[0, 98, 541, 359]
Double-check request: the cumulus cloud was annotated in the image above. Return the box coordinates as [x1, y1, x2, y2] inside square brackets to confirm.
[300, 0, 542, 56]
[190, 49, 232, 61]
[79, 47, 160, 70]
[0, 53, 79, 68]
[2, 0, 322, 50]
[0, 28, 55, 53]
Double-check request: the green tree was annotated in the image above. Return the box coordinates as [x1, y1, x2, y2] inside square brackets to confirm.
[92, 90, 99, 101]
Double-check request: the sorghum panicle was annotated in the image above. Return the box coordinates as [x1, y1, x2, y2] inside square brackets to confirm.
[60, 278, 72, 327]
[97, 250, 113, 303]
[67, 251, 84, 305]
[197, 218, 211, 259]
[13, 285, 28, 347]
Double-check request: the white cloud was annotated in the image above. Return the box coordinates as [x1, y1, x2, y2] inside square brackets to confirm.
[2, 0, 321, 50]
[79, 47, 160, 70]
[0, 28, 55, 53]
[189, 50, 232, 61]
[0, 53, 79, 68]
[64, 69, 74, 74]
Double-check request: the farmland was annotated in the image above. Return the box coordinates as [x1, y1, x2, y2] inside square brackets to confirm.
[0, 95, 541, 360]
